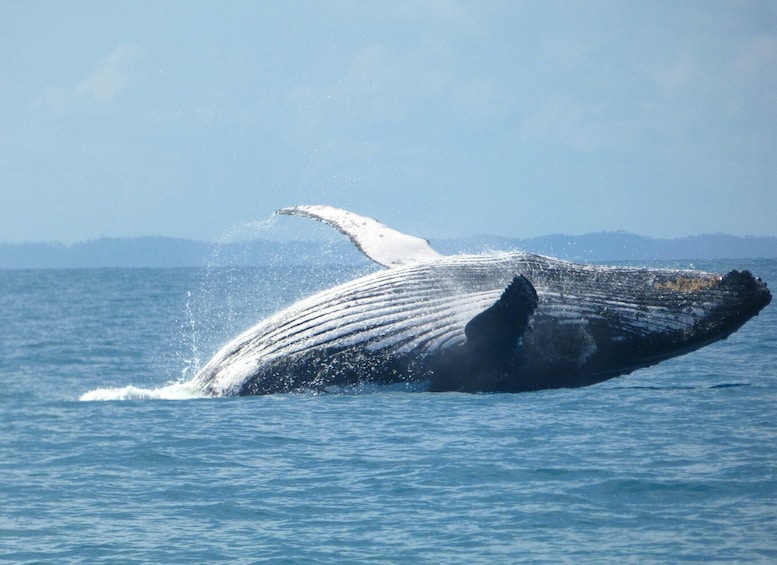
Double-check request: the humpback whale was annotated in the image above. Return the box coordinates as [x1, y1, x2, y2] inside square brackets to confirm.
[193, 205, 771, 396]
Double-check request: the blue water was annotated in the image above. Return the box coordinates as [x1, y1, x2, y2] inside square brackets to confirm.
[1, 260, 776, 563]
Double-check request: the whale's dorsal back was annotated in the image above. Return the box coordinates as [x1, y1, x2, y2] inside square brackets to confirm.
[276, 205, 442, 268]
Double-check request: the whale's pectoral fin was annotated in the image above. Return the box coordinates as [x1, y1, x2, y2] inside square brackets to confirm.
[464, 274, 539, 357]
[430, 275, 538, 392]
[276, 205, 442, 268]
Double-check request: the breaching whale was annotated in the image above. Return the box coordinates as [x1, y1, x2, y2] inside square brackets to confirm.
[193, 205, 771, 396]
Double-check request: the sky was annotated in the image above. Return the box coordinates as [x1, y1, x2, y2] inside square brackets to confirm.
[1, 1, 776, 244]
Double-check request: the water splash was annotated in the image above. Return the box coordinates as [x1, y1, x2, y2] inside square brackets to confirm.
[79, 381, 206, 401]
[172, 213, 286, 388]
[82, 212, 371, 401]
[179, 290, 201, 381]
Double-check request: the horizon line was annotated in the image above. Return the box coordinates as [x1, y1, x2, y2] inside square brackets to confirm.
[3, 230, 777, 247]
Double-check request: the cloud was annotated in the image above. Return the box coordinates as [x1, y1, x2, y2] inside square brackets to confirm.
[650, 51, 701, 97]
[734, 33, 777, 114]
[289, 43, 448, 129]
[641, 31, 777, 138]
[520, 95, 640, 152]
[381, 0, 473, 31]
[288, 39, 510, 148]
[77, 44, 144, 102]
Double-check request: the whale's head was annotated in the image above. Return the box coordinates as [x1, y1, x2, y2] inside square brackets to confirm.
[516, 263, 771, 390]
[642, 269, 771, 350]
[602, 267, 769, 380]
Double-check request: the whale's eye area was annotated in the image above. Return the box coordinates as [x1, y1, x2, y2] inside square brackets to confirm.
[654, 276, 720, 293]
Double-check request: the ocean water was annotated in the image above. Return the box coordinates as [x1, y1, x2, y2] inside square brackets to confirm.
[1, 259, 776, 563]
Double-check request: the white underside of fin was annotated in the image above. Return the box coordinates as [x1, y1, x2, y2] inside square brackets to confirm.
[276, 205, 443, 268]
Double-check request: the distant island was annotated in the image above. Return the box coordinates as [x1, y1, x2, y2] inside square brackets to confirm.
[1, 232, 776, 269]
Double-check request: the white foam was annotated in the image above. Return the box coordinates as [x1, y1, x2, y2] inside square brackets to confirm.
[79, 381, 206, 401]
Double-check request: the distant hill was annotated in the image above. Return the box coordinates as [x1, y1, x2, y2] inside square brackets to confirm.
[0, 237, 365, 269]
[1, 232, 776, 269]
[434, 232, 777, 263]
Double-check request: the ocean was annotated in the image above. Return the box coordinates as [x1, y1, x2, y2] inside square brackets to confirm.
[1, 259, 775, 563]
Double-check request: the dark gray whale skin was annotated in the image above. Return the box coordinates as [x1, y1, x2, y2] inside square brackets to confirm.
[193, 252, 771, 396]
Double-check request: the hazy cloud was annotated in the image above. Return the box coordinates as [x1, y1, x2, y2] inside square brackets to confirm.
[734, 33, 777, 114]
[651, 51, 701, 97]
[371, 0, 474, 32]
[520, 95, 640, 152]
[77, 44, 145, 102]
[289, 39, 510, 146]
[289, 42, 449, 129]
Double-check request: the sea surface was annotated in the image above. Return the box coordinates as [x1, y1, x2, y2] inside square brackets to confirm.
[1, 259, 776, 563]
